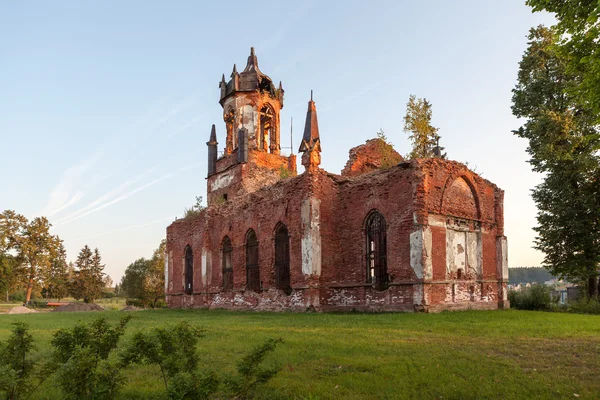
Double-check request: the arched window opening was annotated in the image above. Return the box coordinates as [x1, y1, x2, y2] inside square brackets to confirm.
[274, 224, 291, 294]
[184, 245, 193, 295]
[366, 211, 388, 287]
[222, 236, 233, 291]
[259, 105, 274, 153]
[224, 109, 235, 152]
[246, 230, 260, 292]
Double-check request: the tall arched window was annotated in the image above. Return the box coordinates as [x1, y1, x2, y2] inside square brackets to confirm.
[222, 236, 233, 291]
[259, 105, 274, 153]
[246, 229, 260, 292]
[184, 245, 193, 295]
[274, 223, 291, 294]
[365, 211, 388, 286]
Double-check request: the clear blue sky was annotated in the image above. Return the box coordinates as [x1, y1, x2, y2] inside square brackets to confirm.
[0, 1, 554, 282]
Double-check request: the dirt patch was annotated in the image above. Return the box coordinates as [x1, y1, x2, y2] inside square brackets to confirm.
[121, 305, 143, 311]
[8, 305, 39, 314]
[52, 303, 105, 312]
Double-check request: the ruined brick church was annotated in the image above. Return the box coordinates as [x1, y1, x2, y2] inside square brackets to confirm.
[165, 48, 509, 312]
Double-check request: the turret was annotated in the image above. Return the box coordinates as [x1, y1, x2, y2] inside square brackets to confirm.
[299, 92, 321, 172]
[207, 124, 218, 176]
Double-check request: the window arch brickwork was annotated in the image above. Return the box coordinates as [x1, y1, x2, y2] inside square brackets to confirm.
[246, 229, 260, 292]
[274, 223, 291, 294]
[184, 245, 193, 295]
[222, 236, 233, 291]
[365, 211, 388, 287]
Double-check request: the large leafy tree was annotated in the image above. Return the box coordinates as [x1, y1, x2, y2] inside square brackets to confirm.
[120, 240, 165, 307]
[512, 25, 600, 296]
[527, 0, 600, 119]
[14, 217, 62, 303]
[0, 211, 26, 297]
[403, 94, 444, 159]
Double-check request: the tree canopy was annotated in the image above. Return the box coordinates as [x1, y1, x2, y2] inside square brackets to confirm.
[512, 25, 600, 296]
[403, 94, 445, 159]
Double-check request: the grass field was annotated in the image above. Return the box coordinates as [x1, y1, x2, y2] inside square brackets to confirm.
[1, 309, 599, 399]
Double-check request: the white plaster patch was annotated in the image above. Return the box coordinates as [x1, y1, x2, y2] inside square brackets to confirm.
[446, 229, 466, 274]
[466, 231, 482, 278]
[201, 248, 208, 285]
[210, 172, 234, 191]
[301, 198, 321, 276]
[423, 227, 432, 280]
[427, 214, 446, 228]
[499, 237, 508, 280]
[164, 252, 169, 291]
[410, 230, 424, 279]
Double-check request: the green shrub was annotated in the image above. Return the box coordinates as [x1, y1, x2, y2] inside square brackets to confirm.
[508, 284, 552, 310]
[0, 323, 36, 400]
[227, 338, 283, 399]
[563, 297, 600, 314]
[120, 321, 219, 399]
[9, 291, 26, 303]
[51, 316, 132, 399]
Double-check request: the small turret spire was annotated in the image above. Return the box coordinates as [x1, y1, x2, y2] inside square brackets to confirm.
[299, 91, 321, 153]
[231, 63, 238, 77]
[207, 124, 218, 176]
[299, 92, 321, 172]
[243, 46, 260, 72]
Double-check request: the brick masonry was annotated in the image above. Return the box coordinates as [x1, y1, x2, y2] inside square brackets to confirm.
[165, 49, 509, 312]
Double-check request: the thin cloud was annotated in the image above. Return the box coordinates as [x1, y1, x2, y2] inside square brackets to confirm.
[81, 216, 174, 240]
[54, 168, 154, 225]
[40, 151, 102, 217]
[57, 173, 175, 226]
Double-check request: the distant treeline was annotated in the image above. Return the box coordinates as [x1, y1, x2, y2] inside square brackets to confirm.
[509, 267, 555, 285]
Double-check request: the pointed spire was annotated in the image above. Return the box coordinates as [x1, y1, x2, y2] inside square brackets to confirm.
[298, 91, 321, 153]
[221, 74, 226, 84]
[231, 63, 238, 77]
[243, 46, 260, 72]
[209, 124, 217, 143]
[278, 81, 283, 91]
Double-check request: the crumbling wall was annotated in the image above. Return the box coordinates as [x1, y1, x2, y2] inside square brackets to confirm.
[341, 138, 403, 177]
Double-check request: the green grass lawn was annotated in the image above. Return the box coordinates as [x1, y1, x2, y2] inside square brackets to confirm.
[1, 309, 599, 399]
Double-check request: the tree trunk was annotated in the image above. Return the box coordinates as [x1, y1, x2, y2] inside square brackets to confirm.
[25, 277, 34, 304]
[587, 276, 598, 299]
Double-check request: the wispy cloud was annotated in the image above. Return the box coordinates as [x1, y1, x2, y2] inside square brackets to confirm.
[56, 162, 201, 226]
[80, 216, 174, 240]
[41, 90, 202, 219]
[40, 151, 102, 217]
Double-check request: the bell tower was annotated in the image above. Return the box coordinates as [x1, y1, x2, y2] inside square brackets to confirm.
[219, 47, 285, 156]
[206, 48, 296, 206]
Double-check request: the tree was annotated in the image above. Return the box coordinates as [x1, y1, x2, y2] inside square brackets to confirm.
[403, 94, 444, 159]
[43, 243, 69, 301]
[120, 258, 151, 300]
[512, 25, 600, 297]
[120, 240, 166, 308]
[0, 211, 27, 300]
[14, 217, 62, 303]
[527, 0, 600, 120]
[144, 240, 166, 308]
[71, 245, 105, 303]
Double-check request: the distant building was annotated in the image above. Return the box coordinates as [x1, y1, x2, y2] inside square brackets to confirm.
[164, 48, 509, 312]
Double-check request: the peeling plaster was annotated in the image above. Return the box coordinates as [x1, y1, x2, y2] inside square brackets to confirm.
[301, 198, 321, 276]
[210, 172, 234, 191]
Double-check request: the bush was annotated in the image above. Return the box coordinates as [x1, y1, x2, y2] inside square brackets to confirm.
[508, 284, 553, 310]
[9, 291, 26, 303]
[51, 316, 132, 399]
[0, 322, 36, 400]
[563, 297, 600, 314]
[126, 298, 146, 308]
